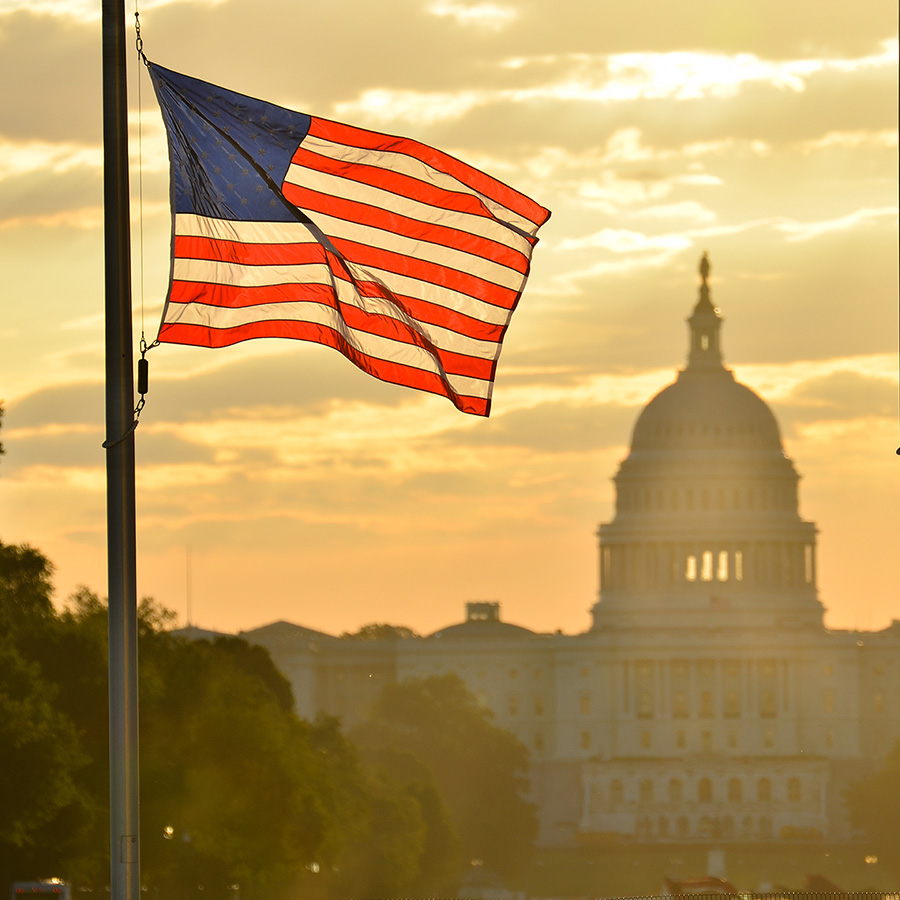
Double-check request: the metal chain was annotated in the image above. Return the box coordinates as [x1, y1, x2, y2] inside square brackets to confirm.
[134, 11, 150, 68]
[102, 339, 158, 449]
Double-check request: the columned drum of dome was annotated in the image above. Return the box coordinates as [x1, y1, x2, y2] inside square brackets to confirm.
[592, 256, 823, 631]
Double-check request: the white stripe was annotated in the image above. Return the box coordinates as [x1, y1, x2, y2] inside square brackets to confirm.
[284, 161, 535, 259]
[173, 218, 513, 327]
[309, 209, 525, 292]
[339, 257, 511, 326]
[163, 299, 492, 399]
[302, 133, 539, 237]
[176, 214, 318, 244]
[173, 257, 330, 287]
[172, 257, 503, 359]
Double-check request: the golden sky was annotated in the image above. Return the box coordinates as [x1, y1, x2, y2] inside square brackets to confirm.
[0, 0, 897, 637]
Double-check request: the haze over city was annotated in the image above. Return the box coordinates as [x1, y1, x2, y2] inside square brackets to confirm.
[0, 0, 897, 638]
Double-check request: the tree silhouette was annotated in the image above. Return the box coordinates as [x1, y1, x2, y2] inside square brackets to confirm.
[846, 738, 900, 878]
[353, 673, 537, 885]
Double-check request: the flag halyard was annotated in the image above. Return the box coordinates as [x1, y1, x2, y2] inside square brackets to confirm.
[149, 64, 549, 416]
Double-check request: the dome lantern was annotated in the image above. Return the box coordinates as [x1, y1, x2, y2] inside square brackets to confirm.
[687, 252, 724, 371]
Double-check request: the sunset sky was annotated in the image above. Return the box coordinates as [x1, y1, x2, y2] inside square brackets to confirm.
[0, 0, 897, 638]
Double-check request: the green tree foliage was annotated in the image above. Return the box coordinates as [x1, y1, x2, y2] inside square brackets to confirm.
[354, 673, 538, 885]
[0, 541, 56, 636]
[846, 738, 900, 878]
[0, 639, 86, 850]
[0, 543, 456, 900]
[0, 557, 97, 887]
[340, 622, 420, 640]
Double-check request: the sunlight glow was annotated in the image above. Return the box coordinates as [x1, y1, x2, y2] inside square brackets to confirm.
[558, 229, 691, 254]
[0, 140, 101, 180]
[0, 207, 103, 231]
[775, 207, 898, 242]
[732, 355, 899, 401]
[333, 89, 483, 126]
[332, 41, 897, 127]
[428, 0, 518, 30]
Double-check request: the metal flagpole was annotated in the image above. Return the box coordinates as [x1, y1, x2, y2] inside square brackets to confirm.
[101, 0, 141, 898]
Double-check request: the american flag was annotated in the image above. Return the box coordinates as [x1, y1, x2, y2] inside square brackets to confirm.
[149, 64, 550, 416]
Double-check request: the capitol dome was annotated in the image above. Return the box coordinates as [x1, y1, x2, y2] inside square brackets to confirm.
[591, 255, 823, 631]
[630, 371, 784, 457]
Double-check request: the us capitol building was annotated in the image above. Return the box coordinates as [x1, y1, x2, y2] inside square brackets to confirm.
[241, 256, 900, 846]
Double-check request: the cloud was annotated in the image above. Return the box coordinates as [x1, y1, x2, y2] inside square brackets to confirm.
[630, 201, 718, 223]
[779, 369, 898, 423]
[558, 228, 692, 254]
[436, 400, 638, 453]
[0, 10, 99, 143]
[427, 1, 518, 31]
[774, 206, 898, 242]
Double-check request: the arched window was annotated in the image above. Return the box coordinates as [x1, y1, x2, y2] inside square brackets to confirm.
[676, 816, 689, 838]
[728, 778, 742, 802]
[724, 690, 740, 717]
[610, 779, 624, 805]
[717, 550, 729, 581]
[640, 779, 654, 804]
[787, 777, 802, 803]
[757, 778, 772, 802]
[669, 778, 684, 804]
[698, 778, 713, 803]
[701, 550, 714, 581]
[686, 555, 697, 581]
[637, 691, 653, 718]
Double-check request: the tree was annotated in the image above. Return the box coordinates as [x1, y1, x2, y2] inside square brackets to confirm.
[0, 638, 88, 879]
[138, 631, 379, 900]
[0, 541, 56, 637]
[1, 546, 442, 899]
[356, 744, 460, 896]
[340, 622, 420, 640]
[846, 738, 900, 878]
[353, 673, 538, 885]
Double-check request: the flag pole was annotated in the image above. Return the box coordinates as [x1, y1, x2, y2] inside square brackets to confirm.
[102, 0, 141, 898]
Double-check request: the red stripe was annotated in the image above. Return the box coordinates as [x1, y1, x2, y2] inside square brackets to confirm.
[341, 277, 505, 343]
[174, 234, 326, 266]
[169, 279, 335, 310]
[172, 273, 506, 342]
[171, 247, 508, 342]
[307, 117, 549, 229]
[281, 182, 531, 272]
[330, 236, 517, 309]
[158, 318, 490, 416]
[291, 144, 516, 229]
[168, 279, 496, 380]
